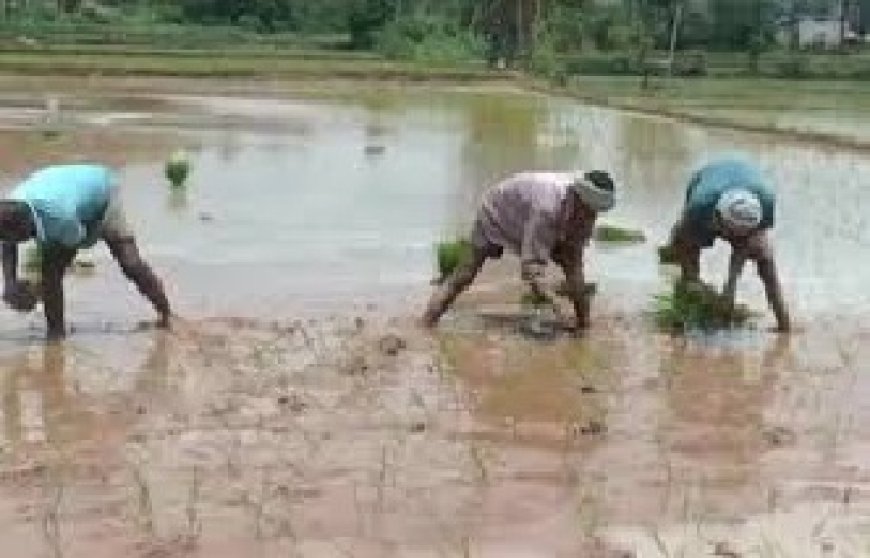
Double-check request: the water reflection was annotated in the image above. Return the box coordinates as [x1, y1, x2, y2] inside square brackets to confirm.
[167, 186, 189, 211]
[0, 332, 172, 453]
[1, 344, 71, 449]
[656, 334, 791, 520]
[0, 83, 869, 322]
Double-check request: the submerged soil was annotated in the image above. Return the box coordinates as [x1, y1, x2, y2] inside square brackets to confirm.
[0, 77, 868, 556]
[2, 310, 869, 557]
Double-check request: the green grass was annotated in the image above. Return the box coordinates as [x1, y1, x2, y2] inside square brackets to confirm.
[540, 74, 870, 149]
[557, 49, 870, 79]
[0, 23, 349, 50]
[23, 244, 42, 276]
[654, 280, 755, 332]
[21, 243, 96, 279]
[593, 223, 646, 244]
[166, 150, 190, 189]
[564, 75, 870, 112]
[519, 291, 552, 307]
[0, 50, 497, 80]
[0, 43, 381, 60]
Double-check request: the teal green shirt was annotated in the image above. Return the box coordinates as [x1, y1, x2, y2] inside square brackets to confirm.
[10, 164, 115, 249]
[684, 159, 775, 247]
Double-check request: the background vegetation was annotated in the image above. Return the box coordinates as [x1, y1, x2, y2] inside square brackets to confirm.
[0, 0, 867, 78]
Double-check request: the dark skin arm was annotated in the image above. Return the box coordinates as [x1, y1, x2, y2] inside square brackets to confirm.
[103, 234, 171, 328]
[2, 242, 36, 312]
[558, 242, 590, 330]
[2, 242, 19, 295]
[727, 231, 790, 332]
[669, 217, 702, 283]
[722, 248, 747, 308]
[41, 245, 76, 340]
[555, 196, 596, 330]
[757, 256, 790, 332]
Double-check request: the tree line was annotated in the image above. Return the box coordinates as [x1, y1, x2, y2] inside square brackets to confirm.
[2, 0, 867, 57]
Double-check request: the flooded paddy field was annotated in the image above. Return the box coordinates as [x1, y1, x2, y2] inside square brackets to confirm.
[0, 77, 869, 557]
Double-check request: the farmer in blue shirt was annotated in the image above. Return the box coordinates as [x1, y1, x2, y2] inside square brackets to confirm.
[0, 164, 171, 339]
[660, 158, 790, 331]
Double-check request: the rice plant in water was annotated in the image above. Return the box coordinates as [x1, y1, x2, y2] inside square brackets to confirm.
[593, 223, 646, 243]
[166, 149, 191, 189]
[434, 238, 472, 283]
[654, 280, 755, 332]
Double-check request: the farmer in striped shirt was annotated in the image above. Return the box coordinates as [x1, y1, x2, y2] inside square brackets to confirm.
[422, 170, 616, 331]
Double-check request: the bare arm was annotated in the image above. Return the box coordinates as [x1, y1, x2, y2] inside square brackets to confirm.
[559, 241, 590, 329]
[722, 248, 747, 306]
[668, 216, 702, 283]
[2, 242, 18, 293]
[758, 257, 790, 332]
[41, 245, 76, 340]
[1, 242, 33, 312]
[520, 211, 557, 301]
[104, 235, 171, 326]
[744, 231, 790, 332]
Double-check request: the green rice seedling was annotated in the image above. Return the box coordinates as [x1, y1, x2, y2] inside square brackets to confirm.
[654, 280, 755, 332]
[433, 238, 472, 283]
[593, 223, 646, 243]
[23, 243, 42, 276]
[24, 245, 95, 279]
[658, 244, 679, 264]
[519, 290, 552, 308]
[166, 149, 191, 189]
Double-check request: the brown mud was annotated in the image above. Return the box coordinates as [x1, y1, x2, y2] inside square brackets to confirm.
[1, 308, 869, 557]
[0, 78, 868, 556]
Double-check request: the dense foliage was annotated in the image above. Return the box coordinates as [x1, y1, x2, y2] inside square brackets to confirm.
[0, 0, 864, 64]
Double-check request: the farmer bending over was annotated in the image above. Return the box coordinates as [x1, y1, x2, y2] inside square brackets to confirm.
[422, 170, 616, 330]
[660, 157, 791, 332]
[0, 164, 171, 340]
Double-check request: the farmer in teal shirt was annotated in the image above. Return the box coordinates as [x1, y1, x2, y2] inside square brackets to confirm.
[661, 157, 790, 331]
[0, 164, 171, 339]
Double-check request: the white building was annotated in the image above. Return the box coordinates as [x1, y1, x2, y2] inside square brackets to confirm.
[797, 18, 847, 49]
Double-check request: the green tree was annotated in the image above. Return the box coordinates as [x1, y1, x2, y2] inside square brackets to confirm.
[709, 0, 776, 50]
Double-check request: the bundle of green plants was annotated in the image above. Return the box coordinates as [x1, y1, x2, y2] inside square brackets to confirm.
[23, 244, 42, 277]
[653, 280, 755, 332]
[519, 290, 552, 308]
[22, 244, 95, 279]
[165, 149, 190, 189]
[594, 223, 646, 244]
[433, 237, 472, 283]
[657, 244, 678, 264]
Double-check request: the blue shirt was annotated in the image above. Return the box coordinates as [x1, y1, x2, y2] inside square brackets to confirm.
[9, 164, 115, 249]
[684, 159, 775, 247]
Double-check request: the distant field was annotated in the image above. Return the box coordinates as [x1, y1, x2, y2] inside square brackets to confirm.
[563, 75, 870, 111]
[0, 49, 500, 81]
[0, 33, 867, 147]
[541, 75, 870, 149]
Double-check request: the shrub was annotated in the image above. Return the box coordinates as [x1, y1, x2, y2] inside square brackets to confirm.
[378, 16, 484, 64]
[776, 53, 808, 78]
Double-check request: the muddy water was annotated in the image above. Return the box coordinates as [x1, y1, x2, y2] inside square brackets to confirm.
[0, 78, 869, 556]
